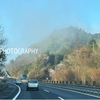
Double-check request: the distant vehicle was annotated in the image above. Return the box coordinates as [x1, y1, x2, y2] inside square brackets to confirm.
[16, 79, 21, 84]
[27, 79, 39, 91]
[20, 74, 27, 80]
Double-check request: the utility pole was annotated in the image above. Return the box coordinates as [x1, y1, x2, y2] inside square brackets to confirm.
[64, 76, 66, 84]
[55, 65, 56, 81]
[77, 67, 80, 81]
[93, 42, 94, 52]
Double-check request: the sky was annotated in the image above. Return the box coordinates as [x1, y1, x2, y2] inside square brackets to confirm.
[0, 0, 100, 63]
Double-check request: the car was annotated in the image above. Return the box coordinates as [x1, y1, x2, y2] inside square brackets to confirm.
[27, 79, 39, 91]
[16, 79, 22, 84]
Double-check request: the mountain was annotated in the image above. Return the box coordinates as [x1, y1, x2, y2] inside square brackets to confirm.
[6, 26, 100, 79]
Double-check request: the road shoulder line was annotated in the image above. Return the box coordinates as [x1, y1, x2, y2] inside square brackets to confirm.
[58, 96, 64, 100]
[44, 89, 49, 92]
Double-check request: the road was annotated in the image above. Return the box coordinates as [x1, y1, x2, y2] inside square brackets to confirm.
[7, 79, 100, 99]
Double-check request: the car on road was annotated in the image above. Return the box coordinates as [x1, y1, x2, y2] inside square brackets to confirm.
[16, 79, 22, 84]
[27, 79, 39, 91]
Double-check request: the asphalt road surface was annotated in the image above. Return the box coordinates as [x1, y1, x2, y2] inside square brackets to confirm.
[7, 78, 100, 99]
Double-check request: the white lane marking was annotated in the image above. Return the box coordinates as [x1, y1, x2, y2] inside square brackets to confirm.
[40, 85, 100, 99]
[12, 84, 21, 100]
[44, 89, 49, 92]
[58, 96, 64, 100]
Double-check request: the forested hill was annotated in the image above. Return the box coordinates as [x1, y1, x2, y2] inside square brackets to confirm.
[6, 26, 100, 79]
[29, 26, 99, 54]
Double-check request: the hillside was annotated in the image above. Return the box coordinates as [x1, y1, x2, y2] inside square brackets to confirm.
[6, 26, 100, 81]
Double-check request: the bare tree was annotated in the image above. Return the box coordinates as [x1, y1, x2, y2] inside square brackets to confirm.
[0, 23, 7, 69]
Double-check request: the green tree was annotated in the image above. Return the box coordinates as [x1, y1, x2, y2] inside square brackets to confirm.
[88, 39, 98, 51]
[45, 50, 50, 56]
[54, 54, 63, 65]
[48, 53, 55, 65]
[10, 59, 14, 64]
[24, 69, 28, 74]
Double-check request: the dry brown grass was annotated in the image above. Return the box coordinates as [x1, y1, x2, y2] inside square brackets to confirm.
[52, 68, 100, 83]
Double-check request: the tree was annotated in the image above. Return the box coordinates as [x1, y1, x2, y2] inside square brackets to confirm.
[88, 39, 98, 51]
[24, 69, 28, 74]
[10, 59, 14, 64]
[54, 54, 63, 65]
[48, 53, 55, 65]
[0, 23, 7, 69]
[45, 50, 50, 56]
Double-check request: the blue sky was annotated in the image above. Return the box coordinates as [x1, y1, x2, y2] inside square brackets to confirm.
[0, 0, 100, 63]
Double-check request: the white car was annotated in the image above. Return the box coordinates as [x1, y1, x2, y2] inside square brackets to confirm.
[16, 79, 21, 84]
[27, 79, 39, 91]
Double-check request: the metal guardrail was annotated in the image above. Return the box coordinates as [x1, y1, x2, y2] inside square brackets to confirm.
[40, 82, 100, 89]
[40, 82, 100, 95]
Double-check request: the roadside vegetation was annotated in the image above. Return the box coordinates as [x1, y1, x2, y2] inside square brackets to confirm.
[0, 23, 7, 69]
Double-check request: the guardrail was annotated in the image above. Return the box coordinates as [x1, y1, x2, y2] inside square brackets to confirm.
[40, 82, 100, 96]
[42, 80, 100, 87]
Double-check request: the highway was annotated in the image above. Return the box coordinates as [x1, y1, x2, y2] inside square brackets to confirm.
[6, 79, 100, 99]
